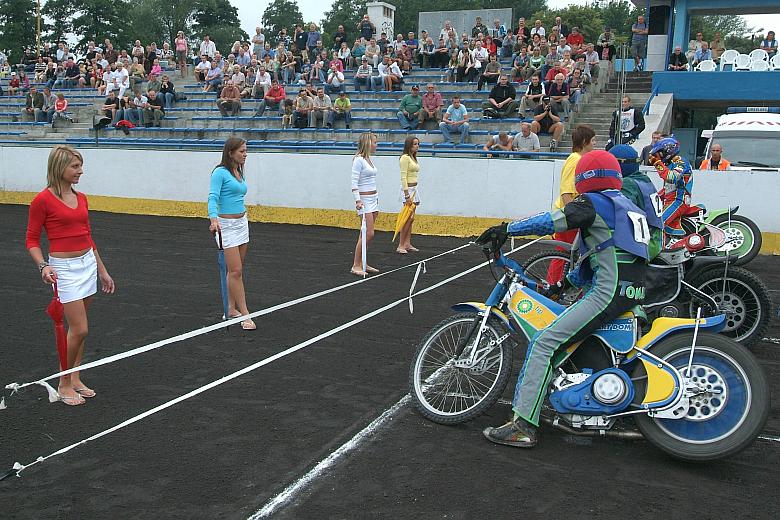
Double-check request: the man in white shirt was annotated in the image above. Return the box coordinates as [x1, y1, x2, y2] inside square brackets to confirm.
[530, 20, 545, 39]
[253, 66, 272, 99]
[194, 56, 211, 83]
[375, 56, 403, 91]
[439, 21, 457, 42]
[513, 122, 541, 152]
[325, 66, 346, 94]
[95, 53, 109, 71]
[556, 38, 571, 59]
[200, 35, 217, 59]
[131, 91, 148, 126]
[309, 87, 332, 128]
[473, 41, 489, 69]
[584, 43, 600, 79]
[107, 62, 129, 98]
[252, 28, 265, 57]
[392, 34, 406, 54]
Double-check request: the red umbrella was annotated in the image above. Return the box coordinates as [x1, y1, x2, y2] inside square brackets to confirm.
[45, 282, 68, 372]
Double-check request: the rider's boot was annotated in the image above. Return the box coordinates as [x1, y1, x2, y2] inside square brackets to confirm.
[483, 416, 538, 448]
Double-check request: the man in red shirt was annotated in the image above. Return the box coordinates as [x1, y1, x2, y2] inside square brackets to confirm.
[544, 61, 569, 82]
[420, 83, 443, 127]
[254, 79, 286, 117]
[566, 27, 584, 47]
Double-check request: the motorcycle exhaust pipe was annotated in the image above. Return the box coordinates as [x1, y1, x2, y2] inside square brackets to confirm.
[541, 416, 644, 440]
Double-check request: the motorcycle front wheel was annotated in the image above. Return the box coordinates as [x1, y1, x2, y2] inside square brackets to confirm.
[634, 332, 769, 461]
[409, 313, 514, 424]
[710, 214, 762, 266]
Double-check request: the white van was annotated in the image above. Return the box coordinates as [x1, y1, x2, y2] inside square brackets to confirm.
[701, 107, 780, 171]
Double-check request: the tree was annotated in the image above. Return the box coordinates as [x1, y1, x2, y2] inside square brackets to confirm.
[69, 0, 129, 51]
[691, 15, 754, 54]
[532, 1, 637, 44]
[600, 0, 636, 40]
[0, 0, 38, 59]
[192, 0, 248, 52]
[321, 0, 366, 48]
[156, 2, 199, 50]
[126, 0, 199, 51]
[390, 1, 546, 38]
[261, 0, 304, 45]
[41, 0, 73, 44]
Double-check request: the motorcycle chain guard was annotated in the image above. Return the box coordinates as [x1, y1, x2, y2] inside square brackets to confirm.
[549, 368, 635, 415]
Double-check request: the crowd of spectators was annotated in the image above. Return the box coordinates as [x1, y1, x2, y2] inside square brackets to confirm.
[2, 9, 775, 145]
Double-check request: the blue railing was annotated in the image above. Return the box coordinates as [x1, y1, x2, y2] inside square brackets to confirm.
[642, 85, 659, 116]
[0, 137, 569, 159]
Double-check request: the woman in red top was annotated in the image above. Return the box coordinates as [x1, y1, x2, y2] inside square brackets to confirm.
[26, 145, 115, 406]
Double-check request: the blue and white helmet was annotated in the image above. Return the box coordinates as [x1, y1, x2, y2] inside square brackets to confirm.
[649, 137, 680, 163]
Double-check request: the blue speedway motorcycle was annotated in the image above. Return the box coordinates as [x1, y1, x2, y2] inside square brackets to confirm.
[409, 241, 769, 461]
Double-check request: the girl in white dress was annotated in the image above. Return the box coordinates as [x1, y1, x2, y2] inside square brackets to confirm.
[351, 132, 379, 276]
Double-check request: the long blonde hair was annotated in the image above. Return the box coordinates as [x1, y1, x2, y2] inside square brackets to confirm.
[355, 132, 376, 160]
[47, 145, 83, 198]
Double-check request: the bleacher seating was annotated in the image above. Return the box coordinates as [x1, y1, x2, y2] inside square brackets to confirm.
[0, 54, 623, 156]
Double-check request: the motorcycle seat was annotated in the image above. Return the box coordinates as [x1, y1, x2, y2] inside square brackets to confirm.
[682, 204, 705, 217]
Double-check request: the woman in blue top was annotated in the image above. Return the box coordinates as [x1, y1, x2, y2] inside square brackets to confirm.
[208, 137, 255, 330]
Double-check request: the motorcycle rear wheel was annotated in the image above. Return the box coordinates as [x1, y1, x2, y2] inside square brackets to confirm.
[522, 250, 582, 306]
[686, 266, 771, 347]
[409, 313, 514, 424]
[710, 214, 762, 266]
[634, 332, 769, 461]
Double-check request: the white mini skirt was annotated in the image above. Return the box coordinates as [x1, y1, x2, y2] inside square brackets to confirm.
[48, 249, 98, 304]
[398, 186, 420, 204]
[216, 214, 250, 248]
[359, 193, 379, 215]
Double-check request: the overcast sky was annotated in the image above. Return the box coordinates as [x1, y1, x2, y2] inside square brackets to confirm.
[231, 0, 776, 37]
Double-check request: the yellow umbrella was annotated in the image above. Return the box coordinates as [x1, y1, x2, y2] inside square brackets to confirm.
[392, 201, 417, 242]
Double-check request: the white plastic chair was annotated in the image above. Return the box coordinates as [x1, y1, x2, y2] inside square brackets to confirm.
[720, 49, 739, 70]
[771, 54, 780, 70]
[749, 49, 769, 63]
[750, 59, 770, 71]
[695, 59, 717, 71]
[734, 54, 752, 71]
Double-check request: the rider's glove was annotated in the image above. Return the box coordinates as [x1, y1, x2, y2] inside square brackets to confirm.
[648, 154, 663, 167]
[476, 223, 509, 249]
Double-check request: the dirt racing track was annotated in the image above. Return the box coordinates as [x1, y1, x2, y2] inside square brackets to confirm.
[0, 205, 778, 519]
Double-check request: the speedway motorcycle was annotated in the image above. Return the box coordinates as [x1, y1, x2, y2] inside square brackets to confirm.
[409, 241, 769, 461]
[679, 205, 762, 266]
[521, 225, 771, 347]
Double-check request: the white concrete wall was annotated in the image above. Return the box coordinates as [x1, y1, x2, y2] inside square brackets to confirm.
[0, 146, 563, 220]
[1, 145, 777, 232]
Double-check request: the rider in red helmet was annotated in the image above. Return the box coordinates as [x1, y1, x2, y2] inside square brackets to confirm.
[477, 150, 649, 448]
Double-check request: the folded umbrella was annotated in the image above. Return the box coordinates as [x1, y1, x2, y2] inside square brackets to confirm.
[45, 282, 68, 372]
[216, 229, 230, 320]
[360, 215, 367, 276]
[392, 200, 417, 242]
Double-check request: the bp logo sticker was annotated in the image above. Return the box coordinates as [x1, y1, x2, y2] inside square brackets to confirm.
[516, 299, 534, 314]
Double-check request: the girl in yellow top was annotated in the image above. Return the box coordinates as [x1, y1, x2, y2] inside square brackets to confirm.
[397, 136, 421, 254]
[547, 124, 596, 283]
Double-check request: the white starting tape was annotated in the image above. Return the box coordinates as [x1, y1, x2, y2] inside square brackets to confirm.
[2, 239, 540, 479]
[2, 241, 481, 405]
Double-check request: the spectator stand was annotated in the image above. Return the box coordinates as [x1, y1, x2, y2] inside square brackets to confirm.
[0, 20, 665, 157]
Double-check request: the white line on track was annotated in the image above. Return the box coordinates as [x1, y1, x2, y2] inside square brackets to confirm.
[248, 395, 411, 519]
[761, 337, 780, 345]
